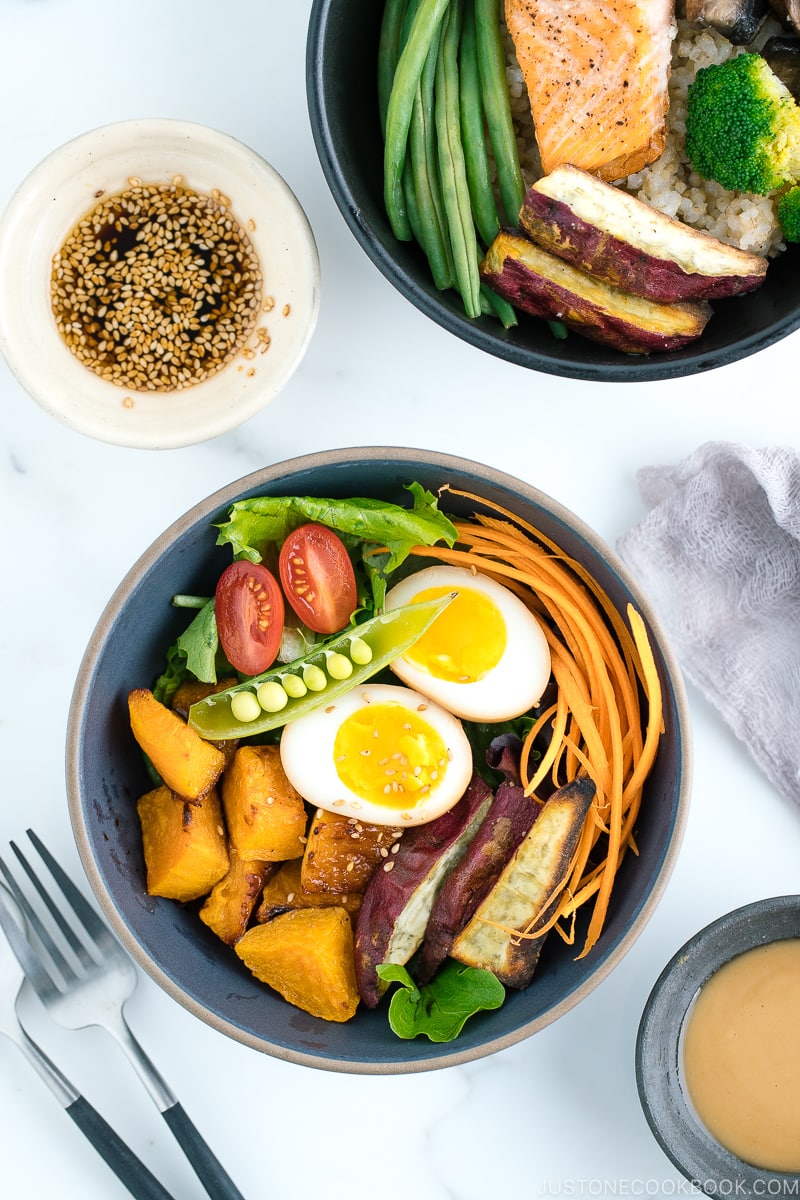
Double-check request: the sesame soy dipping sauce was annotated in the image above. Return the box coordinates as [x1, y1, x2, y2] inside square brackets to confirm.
[50, 176, 269, 393]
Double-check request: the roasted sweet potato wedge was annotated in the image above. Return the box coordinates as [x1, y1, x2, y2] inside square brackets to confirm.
[235, 907, 360, 1023]
[255, 858, 362, 920]
[222, 744, 307, 862]
[301, 809, 402, 895]
[137, 784, 229, 902]
[199, 850, 275, 945]
[520, 166, 767, 302]
[481, 232, 713, 354]
[354, 774, 493, 1008]
[451, 777, 596, 988]
[415, 770, 540, 984]
[129, 688, 226, 800]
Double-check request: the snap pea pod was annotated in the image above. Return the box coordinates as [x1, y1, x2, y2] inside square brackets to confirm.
[474, 0, 525, 225]
[408, 20, 454, 289]
[384, 0, 451, 241]
[434, 0, 482, 318]
[188, 594, 455, 741]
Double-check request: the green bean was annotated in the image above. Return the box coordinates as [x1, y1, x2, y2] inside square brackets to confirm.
[459, 1, 500, 247]
[435, 0, 482, 317]
[378, 0, 410, 137]
[474, 0, 525, 225]
[480, 282, 518, 328]
[398, 0, 426, 248]
[403, 156, 426, 247]
[384, 0, 451, 241]
[408, 25, 454, 288]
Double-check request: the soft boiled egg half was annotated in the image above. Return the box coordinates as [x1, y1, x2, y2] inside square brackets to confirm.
[384, 565, 551, 722]
[279, 683, 473, 826]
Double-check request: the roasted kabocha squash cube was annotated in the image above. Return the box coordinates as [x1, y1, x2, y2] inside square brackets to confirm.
[137, 785, 229, 902]
[171, 677, 239, 771]
[199, 850, 275, 945]
[222, 744, 307, 861]
[129, 688, 225, 800]
[301, 809, 402, 895]
[255, 858, 362, 922]
[235, 907, 360, 1023]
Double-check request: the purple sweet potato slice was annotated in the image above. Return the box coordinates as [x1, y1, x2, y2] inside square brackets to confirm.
[354, 773, 493, 1008]
[520, 165, 767, 301]
[450, 776, 596, 989]
[481, 231, 713, 354]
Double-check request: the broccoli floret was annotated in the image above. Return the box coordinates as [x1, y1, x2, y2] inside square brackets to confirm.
[778, 185, 800, 241]
[685, 53, 800, 195]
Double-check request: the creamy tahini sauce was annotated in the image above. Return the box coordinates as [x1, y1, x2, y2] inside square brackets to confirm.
[682, 939, 800, 1172]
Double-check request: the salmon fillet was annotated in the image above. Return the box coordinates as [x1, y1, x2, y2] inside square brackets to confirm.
[505, 0, 676, 183]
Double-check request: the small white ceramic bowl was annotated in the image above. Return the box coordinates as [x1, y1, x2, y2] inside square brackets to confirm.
[0, 119, 320, 449]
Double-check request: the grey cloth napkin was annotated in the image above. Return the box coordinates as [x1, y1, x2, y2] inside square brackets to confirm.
[617, 441, 800, 807]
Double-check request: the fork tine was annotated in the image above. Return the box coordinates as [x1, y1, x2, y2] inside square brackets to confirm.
[8, 839, 97, 976]
[0, 851, 79, 983]
[26, 829, 113, 948]
[0, 872, 62, 997]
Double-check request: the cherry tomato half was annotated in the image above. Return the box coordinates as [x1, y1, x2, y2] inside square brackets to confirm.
[215, 560, 285, 676]
[278, 523, 358, 635]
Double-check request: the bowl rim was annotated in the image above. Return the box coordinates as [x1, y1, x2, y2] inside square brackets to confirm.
[305, 0, 800, 384]
[67, 446, 692, 1072]
[636, 894, 800, 1191]
[0, 117, 320, 449]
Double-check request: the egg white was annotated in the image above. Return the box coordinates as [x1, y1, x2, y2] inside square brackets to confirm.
[279, 683, 474, 826]
[385, 565, 551, 721]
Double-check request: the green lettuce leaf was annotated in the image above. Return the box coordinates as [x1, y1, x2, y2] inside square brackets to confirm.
[215, 483, 458, 573]
[152, 599, 220, 702]
[377, 960, 505, 1042]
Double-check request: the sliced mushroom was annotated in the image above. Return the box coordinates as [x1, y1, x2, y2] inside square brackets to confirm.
[768, 0, 800, 35]
[762, 35, 800, 97]
[685, 0, 769, 43]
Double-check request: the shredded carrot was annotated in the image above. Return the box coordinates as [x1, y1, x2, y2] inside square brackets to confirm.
[412, 486, 664, 959]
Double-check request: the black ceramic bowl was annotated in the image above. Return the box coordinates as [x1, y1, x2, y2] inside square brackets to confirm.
[67, 447, 690, 1073]
[306, 0, 800, 383]
[637, 896, 800, 1194]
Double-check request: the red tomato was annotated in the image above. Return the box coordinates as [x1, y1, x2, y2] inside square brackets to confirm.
[215, 560, 285, 675]
[278, 523, 358, 635]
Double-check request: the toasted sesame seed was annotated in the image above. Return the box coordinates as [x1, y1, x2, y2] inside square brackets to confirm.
[50, 180, 262, 392]
[383, 861, 395, 872]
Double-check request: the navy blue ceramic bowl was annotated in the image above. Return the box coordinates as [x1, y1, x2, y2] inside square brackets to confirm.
[306, 0, 800, 383]
[67, 448, 690, 1073]
[637, 896, 800, 1194]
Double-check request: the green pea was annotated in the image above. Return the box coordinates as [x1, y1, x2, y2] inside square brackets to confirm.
[282, 673, 307, 699]
[326, 652, 354, 681]
[303, 664, 328, 692]
[256, 680, 289, 713]
[230, 691, 261, 723]
[349, 637, 373, 666]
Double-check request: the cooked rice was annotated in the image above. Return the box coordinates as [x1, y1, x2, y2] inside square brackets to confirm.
[505, 17, 786, 258]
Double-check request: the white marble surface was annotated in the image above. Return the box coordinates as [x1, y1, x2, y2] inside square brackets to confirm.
[1, 3, 799, 1197]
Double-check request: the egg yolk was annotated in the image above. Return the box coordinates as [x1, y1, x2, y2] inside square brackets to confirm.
[333, 702, 450, 810]
[401, 584, 506, 683]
